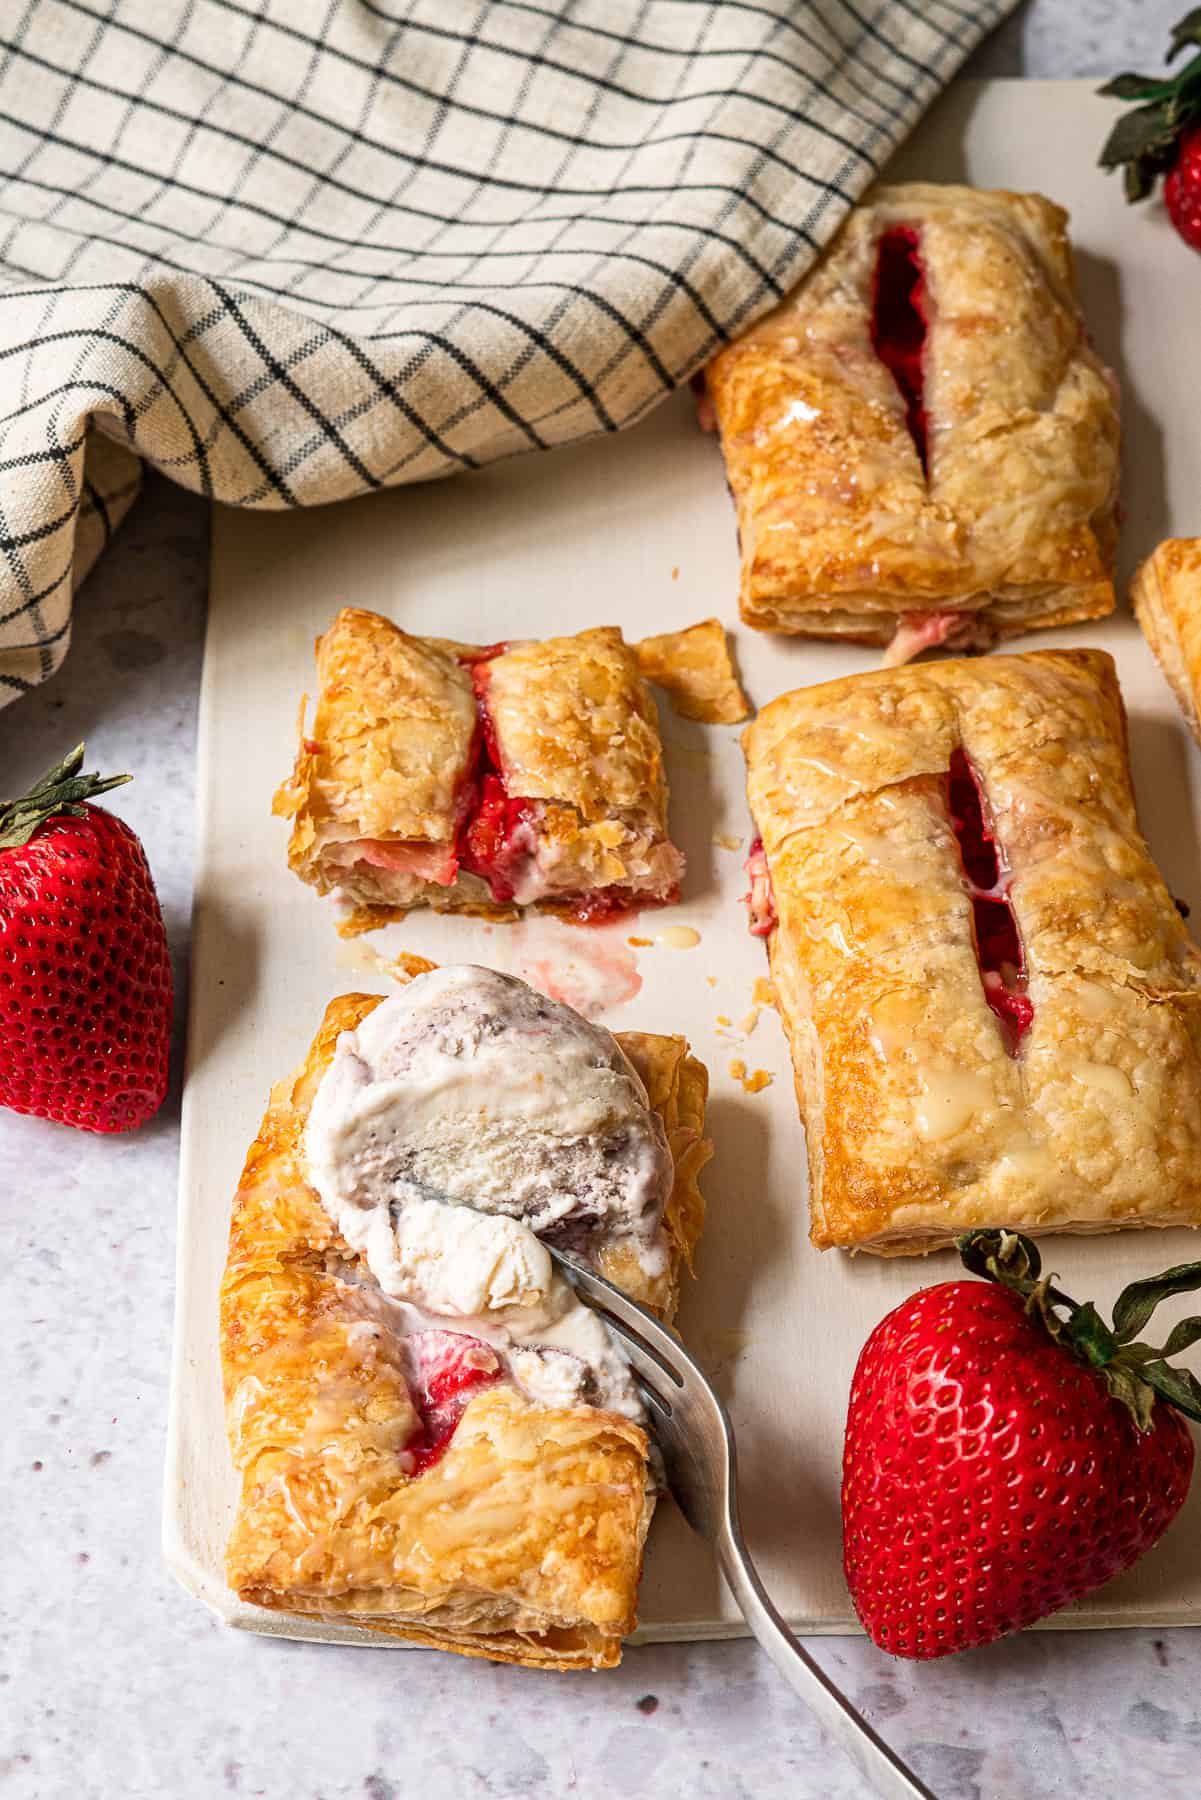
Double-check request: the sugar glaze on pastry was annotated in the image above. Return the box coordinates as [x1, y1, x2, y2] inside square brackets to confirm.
[743, 650, 1201, 1254]
[705, 184, 1119, 661]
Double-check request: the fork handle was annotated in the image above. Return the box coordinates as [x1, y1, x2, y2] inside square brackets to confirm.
[715, 1523, 936, 1800]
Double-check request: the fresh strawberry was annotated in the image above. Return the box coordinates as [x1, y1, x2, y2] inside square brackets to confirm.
[0, 744, 172, 1133]
[405, 1329, 501, 1473]
[843, 1230, 1201, 1659]
[1099, 10, 1201, 252]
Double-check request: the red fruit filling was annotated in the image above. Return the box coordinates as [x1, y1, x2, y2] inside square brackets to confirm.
[743, 837, 777, 938]
[454, 654, 541, 904]
[947, 748, 1033, 1047]
[870, 227, 929, 472]
[450, 651, 671, 925]
[404, 1329, 502, 1475]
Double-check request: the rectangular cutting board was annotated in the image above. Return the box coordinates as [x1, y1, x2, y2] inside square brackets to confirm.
[166, 79, 1201, 1643]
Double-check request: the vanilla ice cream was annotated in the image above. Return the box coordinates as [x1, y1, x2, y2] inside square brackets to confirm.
[304, 967, 672, 1420]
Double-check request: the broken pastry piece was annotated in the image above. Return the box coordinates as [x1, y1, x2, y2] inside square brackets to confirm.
[634, 618, 749, 724]
[275, 608, 683, 927]
[220, 966, 710, 1667]
[1132, 537, 1201, 741]
[705, 184, 1119, 663]
[742, 650, 1201, 1254]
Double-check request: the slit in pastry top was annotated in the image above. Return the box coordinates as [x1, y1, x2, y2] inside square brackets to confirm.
[870, 226, 929, 474]
[946, 748, 1032, 1050]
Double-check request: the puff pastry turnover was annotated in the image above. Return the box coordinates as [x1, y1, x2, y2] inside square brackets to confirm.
[705, 184, 1119, 662]
[275, 608, 684, 926]
[220, 970, 710, 1667]
[743, 649, 1201, 1254]
[1132, 537, 1201, 741]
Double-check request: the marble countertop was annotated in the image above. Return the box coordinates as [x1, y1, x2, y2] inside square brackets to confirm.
[2, 5, 1198, 1797]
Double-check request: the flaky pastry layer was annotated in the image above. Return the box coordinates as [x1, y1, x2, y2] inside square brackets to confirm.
[744, 649, 1201, 1254]
[220, 991, 710, 1667]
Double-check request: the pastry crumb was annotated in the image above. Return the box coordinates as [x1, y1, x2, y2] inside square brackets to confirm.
[627, 935, 653, 947]
[671, 567, 679, 581]
[386, 950, 438, 980]
[706, 975, 718, 988]
[716, 1014, 732, 1027]
[728, 1058, 773, 1094]
[752, 976, 776, 1008]
[712, 832, 742, 852]
[336, 903, 406, 938]
[635, 618, 750, 724]
[739, 1006, 760, 1035]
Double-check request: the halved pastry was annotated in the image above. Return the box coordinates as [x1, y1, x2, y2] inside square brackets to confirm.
[705, 184, 1119, 663]
[274, 608, 684, 926]
[1132, 537, 1201, 741]
[220, 965, 710, 1667]
[743, 650, 1201, 1254]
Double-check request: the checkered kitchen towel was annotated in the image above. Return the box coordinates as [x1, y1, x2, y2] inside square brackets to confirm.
[0, 0, 1016, 702]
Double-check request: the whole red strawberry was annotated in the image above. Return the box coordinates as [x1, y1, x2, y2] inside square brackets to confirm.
[843, 1231, 1201, 1659]
[0, 744, 172, 1133]
[1099, 11, 1201, 253]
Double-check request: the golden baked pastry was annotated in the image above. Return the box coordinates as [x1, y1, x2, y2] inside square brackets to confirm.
[275, 608, 684, 927]
[220, 970, 710, 1667]
[1132, 537, 1201, 740]
[634, 618, 750, 724]
[705, 184, 1119, 662]
[742, 649, 1201, 1254]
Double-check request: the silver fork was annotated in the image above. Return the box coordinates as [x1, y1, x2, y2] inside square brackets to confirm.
[550, 1250, 936, 1800]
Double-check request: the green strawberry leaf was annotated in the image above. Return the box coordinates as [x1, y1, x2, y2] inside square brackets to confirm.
[1099, 73, 1176, 101]
[1099, 101, 1179, 168]
[0, 742, 130, 851]
[1100, 1362, 1157, 1433]
[1160, 1316, 1201, 1357]
[1139, 1360, 1201, 1423]
[1065, 1301, 1118, 1368]
[1112, 1262, 1201, 1342]
[1170, 8, 1201, 58]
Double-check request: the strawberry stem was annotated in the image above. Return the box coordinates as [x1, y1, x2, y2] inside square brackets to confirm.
[957, 1229, 1201, 1433]
[0, 743, 130, 851]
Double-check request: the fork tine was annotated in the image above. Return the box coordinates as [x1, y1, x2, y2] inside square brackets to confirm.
[635, 1377, 673, 1421]
[547, 1247, 686, 1392]
[549, 1247, 683, 1352]
[602, 1314, 684, 1397]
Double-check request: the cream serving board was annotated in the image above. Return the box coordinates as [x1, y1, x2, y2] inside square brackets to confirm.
[166, 80, 1201, 1643]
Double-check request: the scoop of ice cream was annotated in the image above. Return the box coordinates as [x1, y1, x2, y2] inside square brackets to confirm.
[305, 965, 672, 1272]
[303, 967, 664, 1422]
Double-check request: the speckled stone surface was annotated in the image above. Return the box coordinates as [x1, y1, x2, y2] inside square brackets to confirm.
[2, 6, 1199, 1796]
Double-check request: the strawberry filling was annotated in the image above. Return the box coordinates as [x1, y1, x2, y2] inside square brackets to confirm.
[454, 655, 543, 904]
[743, 837, 777, 938]
[947, 749, 1033, 1047]
[452, 652, 674, 924]
[404, 1328, 502, 1476]
[870, 227, 929, 472]
[348, 838, 460, 884]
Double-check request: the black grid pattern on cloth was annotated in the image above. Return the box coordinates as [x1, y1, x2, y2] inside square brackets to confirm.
[0, 0, 1016, 699]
